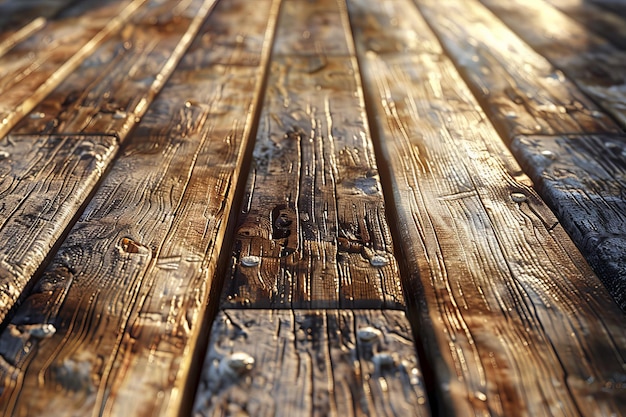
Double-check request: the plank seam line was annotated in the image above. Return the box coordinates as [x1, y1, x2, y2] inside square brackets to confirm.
[337, 0, 441, 413]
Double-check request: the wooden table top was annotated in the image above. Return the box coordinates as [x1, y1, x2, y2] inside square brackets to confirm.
[0, 0, 625, 416]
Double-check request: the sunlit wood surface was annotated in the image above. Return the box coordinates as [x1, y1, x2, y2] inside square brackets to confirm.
[0, 0, 625, 416]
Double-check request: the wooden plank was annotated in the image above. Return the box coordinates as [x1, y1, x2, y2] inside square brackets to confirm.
[193, 309, 430, 416]
[0, 0, 77, 47]
[221, 0, 404, 310]
[348, 0, 626, 415]
[511, 133, 626, 310]
[0, 0, 147, 139]
[0, 0, 216, 326]
[479, 0, 626, 129]
[12, 0, 216, 138]
[543, 0, 626, 50]
[0, 0, 279, 415]
[413, 0, 621, 140]
[0, 134, 117, 323]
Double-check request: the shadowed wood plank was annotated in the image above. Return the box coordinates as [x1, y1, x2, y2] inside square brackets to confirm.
[12, 0, 216, 138]
[0, 0, 216, 329]
[0, 134, 117, 323]
[543, 0, 626, 50]
[413, 0, 620, 140]
[0, 0, 279, 415]
[349, 0, 626, 415]
[193, 309, 430, 417]
[479, 0, 626, 129]
[221, 0, 404, 310]
[0, 0, 147, 139]
[0, 0, 77, 51]
[591, 0, 626, 15]
[511, 134, 626, 310]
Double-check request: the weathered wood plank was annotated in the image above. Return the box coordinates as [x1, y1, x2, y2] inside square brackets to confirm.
[0, 0, 77, 48]
[0, 0, 216, 327]
[0, 0, 146, 139]
[0, 134, 117, 323]
[479, 0, 626, 129]
[349, 0, 626, 415]
[221, 0, 404, 310]
[0, 0, 279, 415]
[543, 0, 626, 50]
[413, 0, 620, 140]
[193, 309, 430, 417]
[12, 0, 216, 138]
[511, 133, 626, 310]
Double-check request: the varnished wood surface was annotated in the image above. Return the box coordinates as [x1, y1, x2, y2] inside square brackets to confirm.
[0, 0, 625, 416]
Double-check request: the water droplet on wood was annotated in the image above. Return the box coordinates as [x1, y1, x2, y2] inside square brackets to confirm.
[373, 352, 395, 370]
[113, 110, 127, 119]
[357, 327, 382, 343]
[29, 112, 45, 119]
[511, 192, 527, 203]
[540, 150, 556, 160]
[475, 391, 487, 401]
[0, 151, 9, 160]
[241, 255, 261, 267]
[23, 323, 56, 338]
[220, 352, 255, 376]
[370, 255, 389, 267]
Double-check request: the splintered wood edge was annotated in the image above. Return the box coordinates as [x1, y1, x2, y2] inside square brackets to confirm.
[193, 309, 431, 417]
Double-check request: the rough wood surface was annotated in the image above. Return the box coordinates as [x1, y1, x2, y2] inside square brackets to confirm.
[349, 0, 626, 415]
[0, 0, 279, 415]
[193, 309, 430, 417]
[0, 0, 215, 331]
[479, 0, 626, 129]
[413, 0, 621, 141]
[0, 0, 77, 49]
[12, 0, 216, 138]
[543, 0, 626, 50]
[0, 0, 146, 139]
[221, 0, 404, 310]
[0, 134, 117, 323]
[511, 134, 626, 311]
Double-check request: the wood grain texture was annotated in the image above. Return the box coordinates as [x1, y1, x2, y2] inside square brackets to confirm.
[220, 0, 404, 310]
[0, 0, 77, 49]
[0, 134, 117, 324]
[193, 309, 430, 417]
[479, 0, 626, 129]
[0, 0, 215, 334]
[413, 0, 621, 140]
[543, 0, 626, 50]
[511, 134, 626, 311]
[12, 0, 216, 138]
[0, 0, 147, 139]
[349, 0, 626, 415]
[0, 0, 279, 415]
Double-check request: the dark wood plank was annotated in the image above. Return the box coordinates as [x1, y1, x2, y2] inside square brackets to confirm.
[0, 0, 279, 415]
[413, 0, 621, 142]
[0, 0, 77, 47]
[511, 133, 626, 310]
[193, 309, 430, 416]
[12, 0, 216, 138]
[221, 0, 405, 310]
[543, 0, 626, 50]
[349, 0, 626, 415]
[0, 134, 117, 323]
[479, 0, 626, 129]
[0, 0, 216, 327]
[0, 0, 146, 139]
